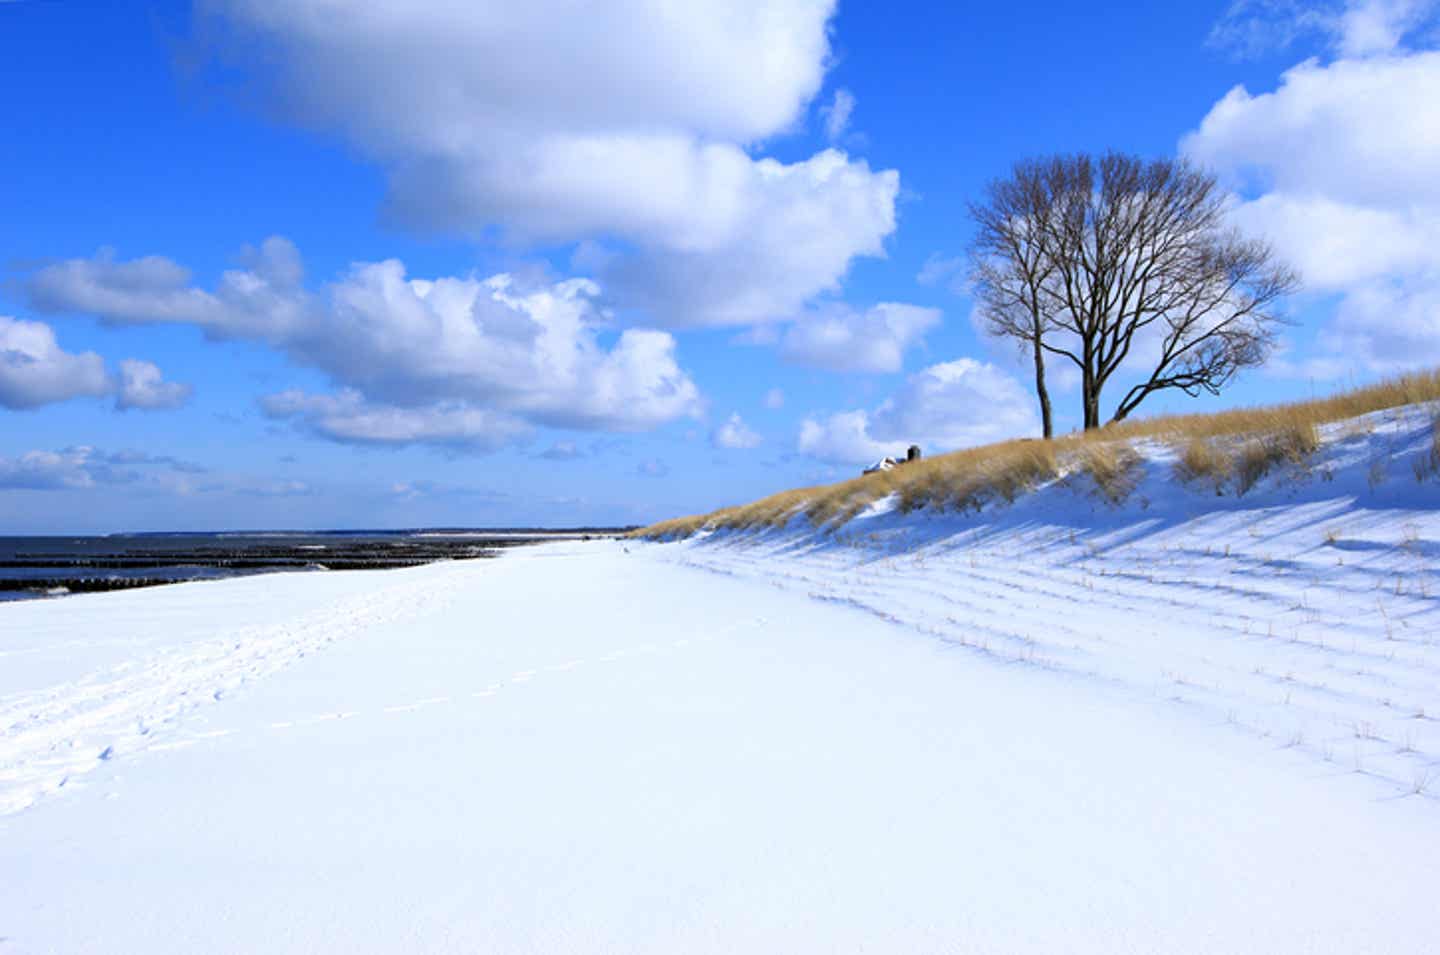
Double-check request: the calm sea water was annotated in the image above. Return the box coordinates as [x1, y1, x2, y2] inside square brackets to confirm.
[0, 533, 355, 602]
[0, 530, 613, 602]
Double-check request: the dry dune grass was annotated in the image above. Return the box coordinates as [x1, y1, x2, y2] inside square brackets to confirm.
[1073, 442, 1145, 503]
[633, 369, 1440, 540]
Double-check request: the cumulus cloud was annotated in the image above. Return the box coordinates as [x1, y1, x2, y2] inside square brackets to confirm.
[1185, 54, 1440, 207]
[0, 316, 112, 409]
[797, 359, 1039, 465]
[1183, 29, 1440, 375]
[27, 238, 309, 343]
[29, 239, 703, 448]
[0, 316, 188, 412]
[198, 1, 898, 328]
[585, 150, 898, 326]
[712, 412, 762, 450]
[798, 410, 894, 465]
[117, 359, 194, 411]
[780, 302, 940, 373]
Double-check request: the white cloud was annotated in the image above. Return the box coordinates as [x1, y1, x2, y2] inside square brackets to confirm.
[0, 447, 104, 490]
[1209, 0, 1438, 57]
[1184, 54, 1440, 207]
[821, 88, 856, 141]
[0, 316, 112, 410]
[798, 359, 1039, 465]
[587, 149, 898, 326]
[203, 2, 832, 153]
[712, 412, 762, 450]
[0, 317, 187, 412]
[798, 410, 894, 465]
[28, 238, 310, 343]
[29, 240, 703, 448]
[0, 446, 207, 491]
[260, 389, 530, 451]
[1337, 0, 1436, 55]
[1182, 36, 1440, 375]
[116, 359, 193, 411]
[199, 1, 899, 328]
[780, 302, 940, 373]
[764, 387, 785, 409]
[1223, 194, 1440, 290]
[916, 253, 966, 293]
[1209, 1, 1335, 56]
[1320, 280, 1440, 368]
[390, 480, 504, 502]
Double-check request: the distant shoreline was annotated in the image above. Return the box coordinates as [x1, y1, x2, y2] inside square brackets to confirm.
[0, 530, 626, 603]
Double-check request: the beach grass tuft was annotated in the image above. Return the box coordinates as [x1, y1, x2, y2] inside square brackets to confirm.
[631, 369, 1440, 539]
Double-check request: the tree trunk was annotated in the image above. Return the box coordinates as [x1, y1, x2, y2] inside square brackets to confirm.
[1030, 336, 1053, 439]
[1083, 385, 1101, 430]
[1081, 365, 1099, 430]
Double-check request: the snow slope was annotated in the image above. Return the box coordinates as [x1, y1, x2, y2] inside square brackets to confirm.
[663, 404, 1440, 800]
[2, 405, 1438, 952]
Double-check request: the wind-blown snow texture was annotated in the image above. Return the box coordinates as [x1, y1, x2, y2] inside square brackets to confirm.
[679, 405, 1440, 798]
[2, 405, 1438, 952]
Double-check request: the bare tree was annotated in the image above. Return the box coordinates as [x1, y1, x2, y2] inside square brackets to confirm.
[970, 152, 1299, 432]
[969, 160, 1057, 438]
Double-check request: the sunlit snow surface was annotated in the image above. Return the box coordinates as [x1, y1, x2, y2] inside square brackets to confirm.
[2, 405, 1439, 952]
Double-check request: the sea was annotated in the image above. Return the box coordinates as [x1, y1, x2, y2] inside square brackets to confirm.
[0, 529, 624, 602]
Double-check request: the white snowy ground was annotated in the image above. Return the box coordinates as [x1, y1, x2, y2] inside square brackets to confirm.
[3, 407, 1440, 953]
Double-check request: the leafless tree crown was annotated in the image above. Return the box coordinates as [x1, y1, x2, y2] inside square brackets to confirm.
[969, 152, 1299, 431]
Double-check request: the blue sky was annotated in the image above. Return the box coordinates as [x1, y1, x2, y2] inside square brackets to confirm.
[2, 0, 1438, 532]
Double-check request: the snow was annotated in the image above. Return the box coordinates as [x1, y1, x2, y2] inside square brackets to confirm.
[3, 404, 1440, 952]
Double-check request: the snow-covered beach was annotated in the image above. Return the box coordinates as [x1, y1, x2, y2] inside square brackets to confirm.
[5, 407, 1440, 952]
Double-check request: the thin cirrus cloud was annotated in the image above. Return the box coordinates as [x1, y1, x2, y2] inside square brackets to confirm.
[0, 446, 210, 492]
[196, 0, 899, 329]
[26, 238, 702, 451]
[821, 88, 856, 142]
[258, 389, 531, 451]
[1185, 0, 1440, 376]
[0, 445, 311, 502]
[798, 359, 1039, 465]
[0, 315, 191, 412]
[1208, 0, 1437, 58]
[0, 447, 130, 491]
